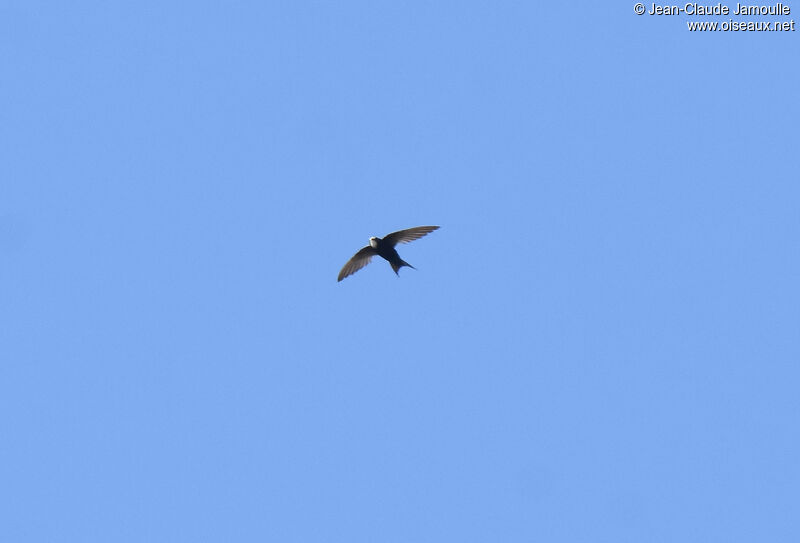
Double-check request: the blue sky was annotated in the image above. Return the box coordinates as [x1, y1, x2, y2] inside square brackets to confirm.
[2, 2, 798, 541]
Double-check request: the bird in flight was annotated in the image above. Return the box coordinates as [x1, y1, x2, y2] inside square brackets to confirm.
[337, 226, 440, 282]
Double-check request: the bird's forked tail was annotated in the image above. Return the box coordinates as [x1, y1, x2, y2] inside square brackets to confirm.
[390, 259, 415, 275]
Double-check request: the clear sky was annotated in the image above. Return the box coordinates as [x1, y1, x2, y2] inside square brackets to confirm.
[2, 2, 798, 541]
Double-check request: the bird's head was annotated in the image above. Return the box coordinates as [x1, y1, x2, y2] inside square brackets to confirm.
[369, 236, 379, 249]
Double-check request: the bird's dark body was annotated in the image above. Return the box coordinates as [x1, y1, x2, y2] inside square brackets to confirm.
[371, 237, 413, 274]
[337, 225, 439, 282]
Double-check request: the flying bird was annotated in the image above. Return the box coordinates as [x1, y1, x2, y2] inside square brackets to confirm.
[337, 226, 440, 282]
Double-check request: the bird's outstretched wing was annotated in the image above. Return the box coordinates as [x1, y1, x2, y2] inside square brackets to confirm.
[383, 225, 440, 247]
[337, 246, 377, 282]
